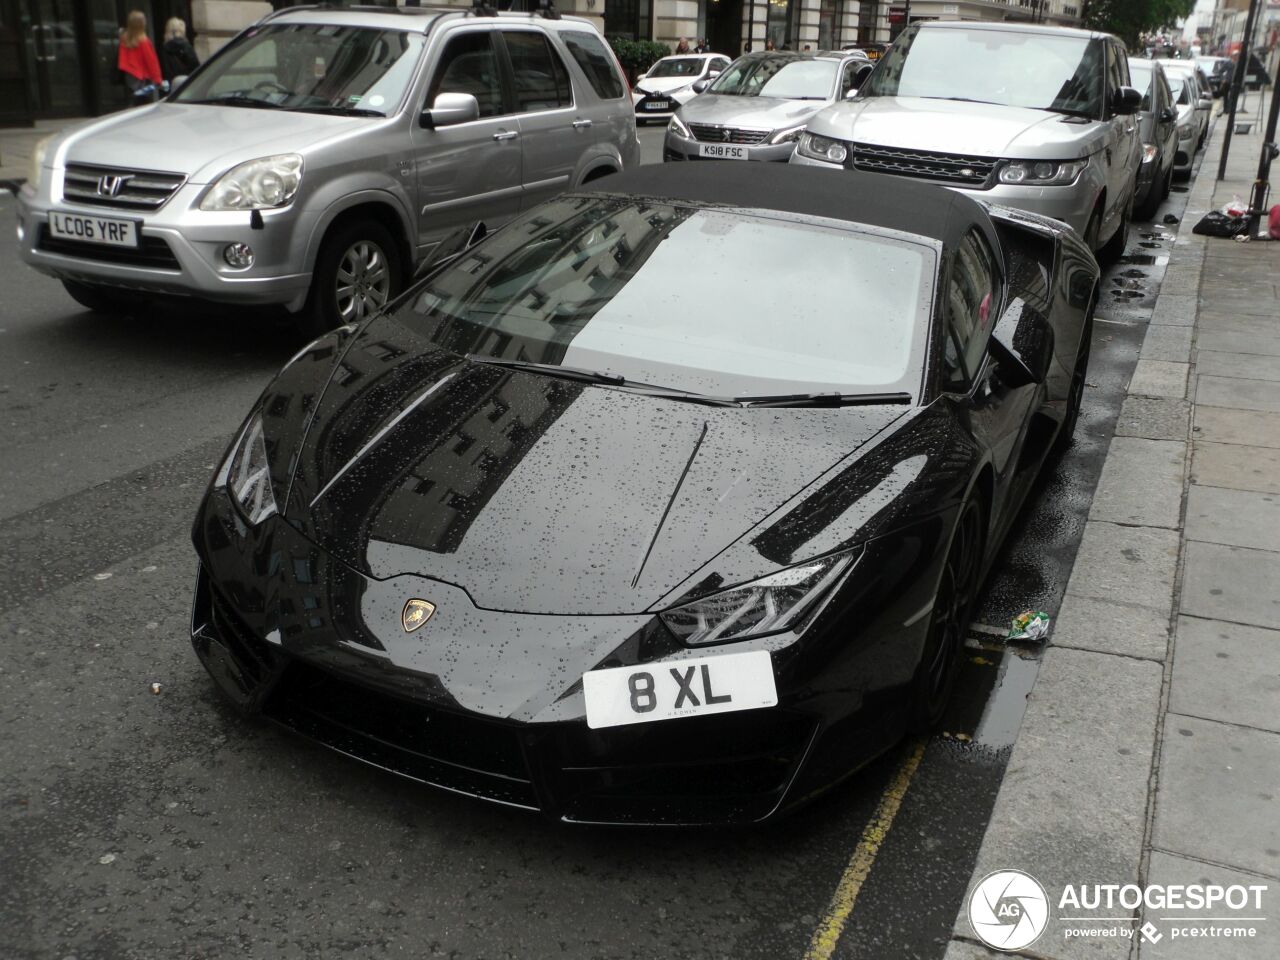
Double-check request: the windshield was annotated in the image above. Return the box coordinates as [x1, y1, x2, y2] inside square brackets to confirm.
[174, 24, 424, 115]
[647, 57, 705, 78]
[708, 57, 838, 100]
[393, 198, 932, 398]
[862, 26, 1106, 118]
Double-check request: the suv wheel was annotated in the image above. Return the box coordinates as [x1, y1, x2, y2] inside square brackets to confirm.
[300, 219, 402, 337]
[1097, 196, 1131, 266]
[61, 279, 143, 315]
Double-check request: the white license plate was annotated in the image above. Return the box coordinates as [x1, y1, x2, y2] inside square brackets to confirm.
[645, 101, 671, 110]
[47, 211, 138, 248]
[582, 650, 777, 729]
[698, 143, 749, 160]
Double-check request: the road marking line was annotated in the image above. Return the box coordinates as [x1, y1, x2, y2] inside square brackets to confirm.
[803, 738, 927, 960]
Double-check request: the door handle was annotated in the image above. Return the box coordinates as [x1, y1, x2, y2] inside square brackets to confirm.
[492, 131, 518, 142]
[572, 119, 593, 129]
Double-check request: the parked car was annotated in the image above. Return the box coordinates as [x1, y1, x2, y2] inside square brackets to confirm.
[16, 6, 638, 335]
[663, 51, 869, 163]
[632, 53, 731, 123]
[190, 162, 1099, 825]
[1158, 60, 1211, 146]
[1197, 55, 1232, 97]
[1167, 74, 1199, 180]
[1127, 58, 1178, 220]
[792, 22, 1143, 262]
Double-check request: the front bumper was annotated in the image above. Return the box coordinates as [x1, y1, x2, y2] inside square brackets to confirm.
[663, 130, 797, 163]
[15, 179, 313, 309]
[1174, 132, 1195, 173]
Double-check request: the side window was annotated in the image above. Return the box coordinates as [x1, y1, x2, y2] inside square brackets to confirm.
[561, 30, 625, 100]
[503, 31, 573, 111]
[429, 31, 506, 118]
[841, 61, 860, 97]
[1105, 44, 1125, 107]
[942, 229, 999, 390]
[1157, 72, 1172, 113]
[713, 57, 730, 73]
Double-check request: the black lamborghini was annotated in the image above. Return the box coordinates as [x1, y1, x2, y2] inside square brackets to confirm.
[191, 163, 1099, 825]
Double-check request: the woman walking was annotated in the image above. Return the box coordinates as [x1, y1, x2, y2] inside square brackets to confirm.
[118, 10, 163, 106]
[161, 17, 200, 81]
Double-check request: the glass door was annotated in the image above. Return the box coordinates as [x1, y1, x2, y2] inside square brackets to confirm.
[23, 0, 88, 115]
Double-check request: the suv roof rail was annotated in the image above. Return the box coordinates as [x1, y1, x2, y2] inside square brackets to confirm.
[263, 2, 443, 20]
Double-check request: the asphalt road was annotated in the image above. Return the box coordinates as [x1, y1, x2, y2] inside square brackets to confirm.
[0, 127, 1199, 960]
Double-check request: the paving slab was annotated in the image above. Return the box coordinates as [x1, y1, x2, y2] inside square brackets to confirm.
[1051, 594, 1169, 661]
[1194, 312, 1280, 336]
[1196, 351, 1280, 383]
[1196, 328, 1280, 357]
[1191, 441, 1280, 493]
[1088, 438, 1186, 528]
[1066, 522, 1180, 611]
[1180, 540, 1280, 629]
[1184, 485, 1280, 551]
[1153, 714, 1280, 879]
[942, 940, 1006, 960]
[1129, 360, 1189, 398]
[1138, 852, 1278, 959]
[1140, 325, 1194, 363]
[1170, 616, 1280, 734]
[1116, 396, 1190, 442]
[1192, 406, 1280, 449]
[1151, 294, 1198, 326]
[953, 648, 1162, 960]
[1195, 376, 1280, 414]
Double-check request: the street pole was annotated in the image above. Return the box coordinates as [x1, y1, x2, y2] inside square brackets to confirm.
[1217, 0, 1262, 180]
[1246, 51, 1280, 236]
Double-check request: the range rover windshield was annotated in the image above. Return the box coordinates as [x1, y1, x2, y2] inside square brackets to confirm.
[861, 26, 1106, 119]
[174, 24, 425, 116]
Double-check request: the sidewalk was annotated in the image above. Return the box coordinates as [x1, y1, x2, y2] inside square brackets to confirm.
[945, 119, 1280, 958]
[0, 118, 87, 185]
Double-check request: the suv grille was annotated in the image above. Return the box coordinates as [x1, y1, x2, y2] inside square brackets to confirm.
[687, 123, 770, 145]
[62, 163, 186, 211]
[848, 143, 998, 187]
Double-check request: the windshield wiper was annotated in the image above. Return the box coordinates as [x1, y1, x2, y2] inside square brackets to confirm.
[736, 391, 913, 408]
[1046, 106, 1096, 119]
[183, 95, 278, 109]
[923, 96, 1002, 106]
[294, 105, 385, 117]
[465, 355, 740, 405]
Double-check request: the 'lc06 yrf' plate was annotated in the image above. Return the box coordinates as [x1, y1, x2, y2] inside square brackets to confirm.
[582, 650, 777, 729]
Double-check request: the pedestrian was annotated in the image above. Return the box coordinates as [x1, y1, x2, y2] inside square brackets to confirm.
[743, 42, 752, 53]
[118, 10, 163, 106]
[802, 43, 811, 52]
[765, 38, 776, 51]
[675, 37, 690, 55]
[701, 38, 711, 54]
[160, 17, 200, 81]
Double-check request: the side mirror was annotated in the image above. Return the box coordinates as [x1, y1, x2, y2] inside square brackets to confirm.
[171, 74, 189, 93]
[414, 220, 488, 279]
[1160, 107, 1176, 123]
[1198, 96, 1213, 107]
[420, 92, 479, 129]
[692, 79, 711, 94]
[843, 88, 859, 100]
[637, 71, 648, 81]
[708, 69, 722, 78]
[853, 63, 875, 88]
[1112, 85, 1142, 115]
[989, 302, 1054, 388]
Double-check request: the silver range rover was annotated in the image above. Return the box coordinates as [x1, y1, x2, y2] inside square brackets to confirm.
[16, 5, 638, 334]
[791, 22, 1143, 262]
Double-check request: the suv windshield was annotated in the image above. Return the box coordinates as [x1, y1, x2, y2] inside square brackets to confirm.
[648, 57, 705, 78]
[392, 197, 932, 398]
[709, 56, 838, 100]
[862, 26, 1106, 119]
[174, 23, 425, 116]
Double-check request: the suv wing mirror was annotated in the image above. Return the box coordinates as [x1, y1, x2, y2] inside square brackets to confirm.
[420, 92, 480, 129]
[989, 302, 1054, 388]
[692, 79, 711, 94]
[414, 221, 488, 279]
[1112, 85, 1142, 116]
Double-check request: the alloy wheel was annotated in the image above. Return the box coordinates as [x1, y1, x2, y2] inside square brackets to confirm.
[335, 240, 391, 322]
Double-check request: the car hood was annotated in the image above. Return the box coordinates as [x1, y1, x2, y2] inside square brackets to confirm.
[279, 316, 905, 616]
[53, 102, 376, 183]
[678, 93, 829, 130]
[808, 97, 1104, 160]
[636, 77, 699, 96]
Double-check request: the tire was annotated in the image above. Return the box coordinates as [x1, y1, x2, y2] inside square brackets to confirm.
[61, 279, 142, 315]
[1097, 195, 1131, 266]
[1161, 163, 1174, 200]
[298, 219, 402, 338]
[910, 498, 985, 732]
[1134, 177, 1161, 221]
[1053, 313, 1094, 455]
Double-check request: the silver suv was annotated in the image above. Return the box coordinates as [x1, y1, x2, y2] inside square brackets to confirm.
[16, 5, 638, 334]
[792, 22, 1142, 261]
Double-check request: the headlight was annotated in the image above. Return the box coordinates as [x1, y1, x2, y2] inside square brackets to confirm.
[28, 134, 56, 192]
[667, 114, 691, 138]
[222, 411, 277, 525]
[769, 124, 807, 145]
[795, 132, 848, 165]
[1141, 143, 1158, 163]
[997, 160, 1086, 186]
[200, 154, 303, 211]
[660, 550, 859, 646]
[1178, 121, 1193, 138]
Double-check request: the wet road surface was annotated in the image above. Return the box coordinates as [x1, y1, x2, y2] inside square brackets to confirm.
[0, 133, 1202, 959]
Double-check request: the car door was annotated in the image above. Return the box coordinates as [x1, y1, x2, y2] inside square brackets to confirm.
[498, 27, 585, 210]
[412, 27, 522, 249]
[1155, 68, 1178, 173]
[1104, 42, 1139, 224]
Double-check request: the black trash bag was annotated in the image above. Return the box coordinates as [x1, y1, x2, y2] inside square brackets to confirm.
[1193, 211, 1250, 237]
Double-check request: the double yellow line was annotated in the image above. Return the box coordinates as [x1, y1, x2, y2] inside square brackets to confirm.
[803, 739, 928, 960]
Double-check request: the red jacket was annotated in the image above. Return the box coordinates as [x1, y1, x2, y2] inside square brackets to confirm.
[119, 37, 163, 85]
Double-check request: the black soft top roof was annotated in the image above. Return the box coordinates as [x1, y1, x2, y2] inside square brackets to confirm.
[586, 162, 991, 250]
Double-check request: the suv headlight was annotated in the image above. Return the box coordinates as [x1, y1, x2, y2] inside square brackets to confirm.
[667, 114, 691, 138]
[997, 160, 1086, 185]
[796, 132, 848, 164]
[200, 154, 303, 211]
[660, 550, 859, 646]
[769, 124, 807, 145]
[221, 411, 277, 525]
[28, 134, 56, 192]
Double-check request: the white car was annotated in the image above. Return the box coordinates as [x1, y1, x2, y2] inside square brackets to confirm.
[632, 54, 731, 123]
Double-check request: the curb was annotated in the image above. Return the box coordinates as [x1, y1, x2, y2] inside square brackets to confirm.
[941, 139, 1220, 960]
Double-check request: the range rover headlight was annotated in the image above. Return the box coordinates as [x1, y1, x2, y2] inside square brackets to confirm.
[998, 160, 1086, 185]
[200, 154, 303, 211]
[796, 132, 848, 165]
[221, 411, 277, 526]
[667, 114, 691, 138]
[660, 550, 859, 647]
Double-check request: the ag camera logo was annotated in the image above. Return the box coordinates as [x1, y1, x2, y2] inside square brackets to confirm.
[968, 869, 1050, 951]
